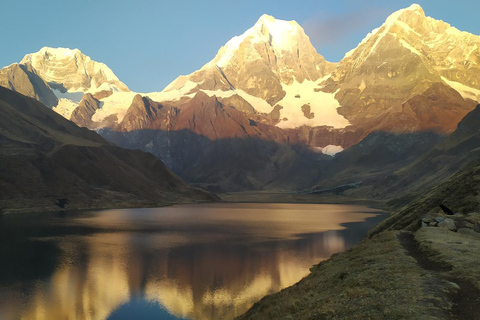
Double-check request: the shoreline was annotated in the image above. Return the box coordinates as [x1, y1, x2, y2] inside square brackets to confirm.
[218, 191, 388, 211]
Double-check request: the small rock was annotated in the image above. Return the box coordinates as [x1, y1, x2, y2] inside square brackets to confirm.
[447, 281, 461, 292]
[474, 222, 480, 233]
[423, 217, 435, 224]
[435, 217, 445, 223]
[422, 222, 429, 228]
[428, 221, 438, 227]
[439, 218, 457, 232]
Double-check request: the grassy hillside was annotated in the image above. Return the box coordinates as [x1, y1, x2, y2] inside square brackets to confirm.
[0, 86, 215, 213]
[232, 107, 480, 319]
[238, 147, 480, 319]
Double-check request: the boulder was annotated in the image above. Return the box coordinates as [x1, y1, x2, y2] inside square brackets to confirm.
[435, 217, 445, 223]
[422, 217, 435, 224]
[438, 218, 457, 232]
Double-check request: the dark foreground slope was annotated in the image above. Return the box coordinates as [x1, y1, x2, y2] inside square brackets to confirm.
[238, 158, 480, 319]
[0, 86, 214, 213]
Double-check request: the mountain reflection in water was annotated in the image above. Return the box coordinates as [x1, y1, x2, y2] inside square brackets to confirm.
[0, 203, 384, 320]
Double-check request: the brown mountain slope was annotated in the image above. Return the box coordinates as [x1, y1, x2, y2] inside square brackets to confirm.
[0, 86, 214, 213]
[103, 92, 326, 192]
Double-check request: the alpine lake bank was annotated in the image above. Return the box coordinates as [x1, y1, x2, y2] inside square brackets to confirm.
[227, 165, 480, 319]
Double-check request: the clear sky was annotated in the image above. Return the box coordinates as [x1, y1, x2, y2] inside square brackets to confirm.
[1, 0, 478, 92]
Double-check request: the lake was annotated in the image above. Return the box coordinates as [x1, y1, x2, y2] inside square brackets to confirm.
[0, 203, 384, 320]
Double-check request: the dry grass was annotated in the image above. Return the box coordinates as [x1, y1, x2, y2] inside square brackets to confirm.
[237, 231, 452, 319]
[416, 227, 480, 290]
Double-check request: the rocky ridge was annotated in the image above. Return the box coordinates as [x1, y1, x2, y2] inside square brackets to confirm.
[321, 4, 479, 133]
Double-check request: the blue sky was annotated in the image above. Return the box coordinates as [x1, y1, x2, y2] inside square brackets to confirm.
[1, 0, 478, 92]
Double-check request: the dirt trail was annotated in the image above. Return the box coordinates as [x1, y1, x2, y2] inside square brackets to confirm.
[398, 231, 480, 320]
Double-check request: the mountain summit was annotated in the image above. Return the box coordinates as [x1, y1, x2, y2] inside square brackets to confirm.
[209, 14, 332, 84]
[20, 47, 130, 94]
[321, 3, 479, 133]
[164, 14, 346, 129]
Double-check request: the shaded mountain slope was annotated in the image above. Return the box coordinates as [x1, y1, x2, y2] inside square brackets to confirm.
[0, 86, 214, 213]
[367, 104, 480, 201]
[308, 131, 444, 195]
[103, 92, 326, 192]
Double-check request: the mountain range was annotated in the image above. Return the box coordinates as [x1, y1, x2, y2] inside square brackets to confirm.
[1, 4, 479, 194]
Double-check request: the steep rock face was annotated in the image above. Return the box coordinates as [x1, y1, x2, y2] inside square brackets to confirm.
[20, 47, 129, 94]
[117, 94, 178, 132]
[322, 4, 479, 133]
[0, 87, 214, 213]
[0, 63, 58, 107]
[70, 93, 101, 128]
[339, 82, 476, 135]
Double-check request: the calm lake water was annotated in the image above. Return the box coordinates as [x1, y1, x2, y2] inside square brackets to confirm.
[0, 203, 384, 320]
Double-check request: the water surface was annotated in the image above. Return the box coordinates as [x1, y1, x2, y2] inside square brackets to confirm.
[0, 203, 384, 320]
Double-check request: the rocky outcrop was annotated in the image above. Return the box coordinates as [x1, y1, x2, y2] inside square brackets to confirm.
[421, 212, 480, 234]
[70, 93, 101, 128]
[117, 94, 178, 132]
[0, 63, 58, 107]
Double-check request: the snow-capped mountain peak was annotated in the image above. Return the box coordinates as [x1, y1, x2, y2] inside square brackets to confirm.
[339, 3, 480, 79]
[163, 14, 340, 129]
[20, 47, 129, 94]
[214, 15, 308, 68]
[254, 14, 300, 51]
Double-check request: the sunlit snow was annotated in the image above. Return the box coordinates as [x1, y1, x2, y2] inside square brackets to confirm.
[442, 77, 480, 101]
[91, 92, 138, 123]
[52, 98, 79, 119]
[215, 14, 301, 67]
[275, 80, 350, 129]
[315, 145, 344, 157]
